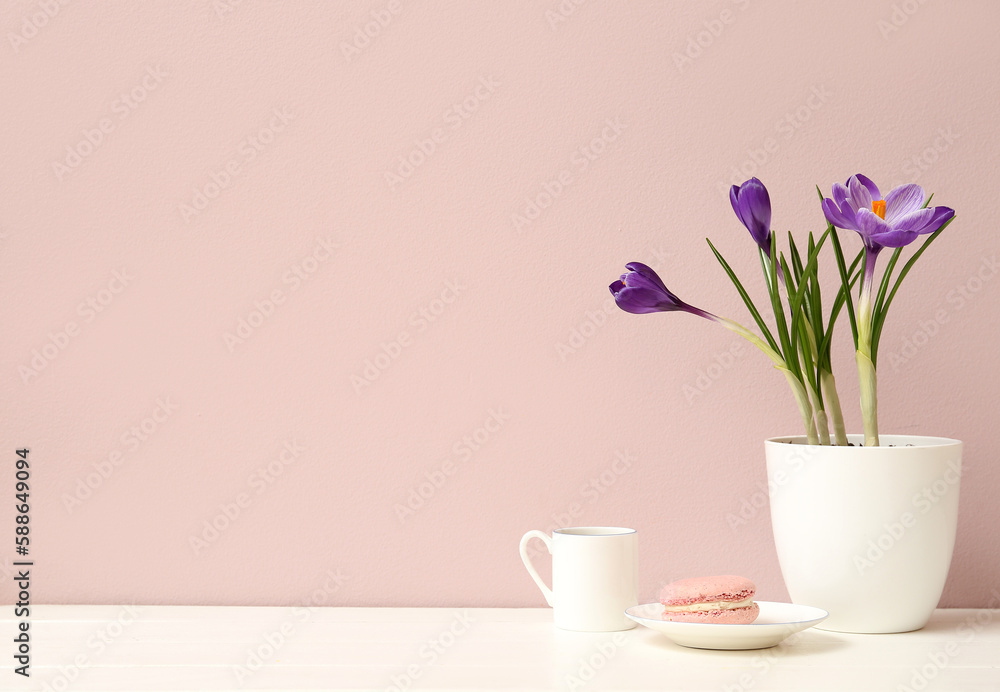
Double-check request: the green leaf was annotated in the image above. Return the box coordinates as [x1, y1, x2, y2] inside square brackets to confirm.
[870, 217, 955, 365]
[767, 234, 798, 378]
[788, 228, 830, 318]
[818, 250, 863, 362]
[873, 247, 902, 319]
[807, 231, 824, 353]
[758, 244, 776, 295]
[784, 228, 831, 382]
[706, 239, 782, 355]
[796, 314, 820, 395]
[780, 253, 801, 375]
[788, 232, 805, 288]
[830, 226, 859, 348]
[777, 249, 798, 296]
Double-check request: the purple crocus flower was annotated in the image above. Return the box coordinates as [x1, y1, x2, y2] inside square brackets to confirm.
[730, 177, 773, 255]
[609, 261, 789, 371]
[609, 262, 711, 318]
[821, 174, 954, 309]
[821, 174, 954, 254]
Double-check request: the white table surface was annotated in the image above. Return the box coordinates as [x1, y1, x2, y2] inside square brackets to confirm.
[1, 606, 998, 691]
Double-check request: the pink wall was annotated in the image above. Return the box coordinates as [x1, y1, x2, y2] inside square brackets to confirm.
[1, 0, 998, 609]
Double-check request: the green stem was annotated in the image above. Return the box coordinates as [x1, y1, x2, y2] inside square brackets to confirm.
[788, 272, 827, 444]
[856, 275, 879, 447]
[820, 369, 848, 445]
[795, 321, 828, 445]
[802, 370, 829, 445]
[857, 350, 879, 447]
[858, 281, 874, 355]
[714, 317, 819, 445]
[715, 317, 786, 368]
[780, 367, 820, 446]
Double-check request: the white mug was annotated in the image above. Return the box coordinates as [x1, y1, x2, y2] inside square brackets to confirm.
[519, 526, 638, 632]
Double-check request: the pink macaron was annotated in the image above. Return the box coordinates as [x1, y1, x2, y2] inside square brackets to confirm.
[659, 575, 760, 624]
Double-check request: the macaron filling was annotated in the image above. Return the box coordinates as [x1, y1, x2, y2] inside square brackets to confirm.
[663, 598, 755, 613]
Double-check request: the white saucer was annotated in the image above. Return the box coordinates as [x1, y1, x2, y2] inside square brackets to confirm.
[625, 601, 829, 650]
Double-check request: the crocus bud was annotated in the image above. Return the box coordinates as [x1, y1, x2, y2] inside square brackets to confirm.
[730, 177, 773, 255]
[609, 262, 710, 318]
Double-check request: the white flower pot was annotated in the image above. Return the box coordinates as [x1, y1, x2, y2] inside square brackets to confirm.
[765, 435, 961, 633]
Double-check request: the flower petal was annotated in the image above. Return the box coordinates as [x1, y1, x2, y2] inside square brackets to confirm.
[856, 207, 890, 246]
[849, 175, 874, 212]
[730, 184, 742, 218]
[732, 198, 754, 235]
[832, 182, 852, 211]
[891, 207, 938, 233]
[854, 174, 882, 202]
[623, 271, 663, 293]
[731, 179, 772, 249]
[625, 262, 669, 294]
[884, 184, 925, 222]
[867, 229, 919, 248]
[927, 206, 955, 232]
[738, 179, 771, 245]
[822, 197, 856, 230]
[612, 287, 680, 314]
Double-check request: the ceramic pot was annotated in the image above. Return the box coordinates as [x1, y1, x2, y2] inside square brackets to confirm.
[766, 434, 961, 633]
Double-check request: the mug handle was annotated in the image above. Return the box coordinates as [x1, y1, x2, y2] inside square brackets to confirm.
[519, 530, 554, 607]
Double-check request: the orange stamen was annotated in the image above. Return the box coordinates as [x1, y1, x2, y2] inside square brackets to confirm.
[872, 200, 886, 219]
